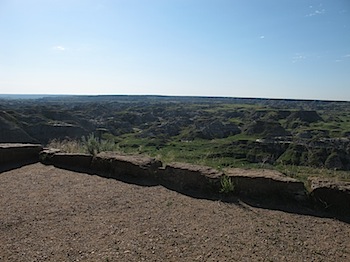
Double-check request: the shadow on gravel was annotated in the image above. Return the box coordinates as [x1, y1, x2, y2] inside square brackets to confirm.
[0, 160, 39, 173]
[164, 185, 350, 224]
[41, 163, 350, 224]
[237, 195, 350, 224]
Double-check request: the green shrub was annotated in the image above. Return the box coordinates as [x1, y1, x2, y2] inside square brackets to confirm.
[100, 139, 117, 152]
[220, 175, 235, 194]
[81, 133, 118, 155]
[82, 133, 100, 156]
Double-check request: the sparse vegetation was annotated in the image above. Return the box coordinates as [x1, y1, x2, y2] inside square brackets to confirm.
[48, 133, 118, 156]
[82, 133, 100, 155]
[219, 175, 235, 194]
[47, 139, 84, 153]
[1, 95, 350, 181]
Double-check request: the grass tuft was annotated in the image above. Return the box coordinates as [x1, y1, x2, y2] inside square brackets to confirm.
[220, 175, 235, 194]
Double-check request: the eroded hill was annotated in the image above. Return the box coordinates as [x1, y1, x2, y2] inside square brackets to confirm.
[1, 95, 350, 171]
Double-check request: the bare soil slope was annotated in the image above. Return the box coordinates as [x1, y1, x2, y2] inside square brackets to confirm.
[1, 163, 349, 261]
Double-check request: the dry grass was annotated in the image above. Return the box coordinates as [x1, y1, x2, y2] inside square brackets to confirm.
[47, 139, 84, 153]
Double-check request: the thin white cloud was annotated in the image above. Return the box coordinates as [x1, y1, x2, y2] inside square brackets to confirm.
[52, 45, 66, 51]
[259, 35, 265, 39]
[344, 54, 350, 58]
[306, 9, 325, 17]
[292, 54, 306, 63]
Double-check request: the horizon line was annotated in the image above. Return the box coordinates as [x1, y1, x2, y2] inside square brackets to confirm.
[0, 93, 349, 103]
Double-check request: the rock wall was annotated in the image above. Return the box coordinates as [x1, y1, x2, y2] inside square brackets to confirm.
[308, 177, 350, 216]
[1, 144, 349, 217]
[39, 149, 350, 216]
[0, 143, 43, 171]
[39, 149, 307, 201]
[158, 162, 223, 193]
[224, 168, 306, 200]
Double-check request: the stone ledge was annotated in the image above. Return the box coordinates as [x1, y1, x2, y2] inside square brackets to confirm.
[0, 143, 42, 149]
[36, 148, 350, 214]
[159, 162, 223, 192]
[39, 150, 307, 200]
[0, 143, 43, 167]
[308, 177, 350, 215]
[224, 168, 306, 200]
[97, 152, 161, 168]
[40, 150, 163, 181]
[91, 152, 162, 179]
[51, 153, 93, 170]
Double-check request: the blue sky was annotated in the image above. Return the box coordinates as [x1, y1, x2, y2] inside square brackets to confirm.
[0, 0, 349, 100]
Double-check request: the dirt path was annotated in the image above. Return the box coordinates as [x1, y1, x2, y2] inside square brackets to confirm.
[1, 163, 349, 261]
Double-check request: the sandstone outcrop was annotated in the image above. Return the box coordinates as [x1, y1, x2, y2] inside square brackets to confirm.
[42, 151, 93, 171]
[40, 150, 162, 181]
[159, 162, 223, 192]
[244, 120, 290, 138]
[287, 110, 323, 123]
[25, 123, 88, 144]
[92, 152, 162, 180]
[308, 177, 350, 215]
[0, 143, 43, 170]
[224, 168, 306, 200]
[0, 113, 37, 143]
[195, 120, 241, 139]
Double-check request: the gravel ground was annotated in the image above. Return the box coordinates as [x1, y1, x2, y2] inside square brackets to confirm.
[1, 163, 350, 261]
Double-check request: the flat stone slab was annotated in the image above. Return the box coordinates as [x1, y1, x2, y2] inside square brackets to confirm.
[308, 177, 350, 191]
[40, 148, 61, 154]
[224, 168, 306, 200]
[0, 143, 43, 166]
[97, 152, 162, 169]
[0, 143, 42, 149]
[224, 168, 298, 181]
[91, 152, 162, 179]
[166, 162, 223, 179]
[308, 177, 350, 215]
[160, 162, 223, 192]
